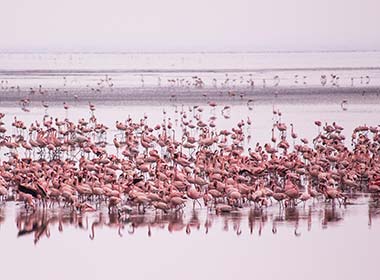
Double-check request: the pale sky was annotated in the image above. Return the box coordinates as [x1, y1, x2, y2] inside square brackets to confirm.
[0, 0, 379, 52]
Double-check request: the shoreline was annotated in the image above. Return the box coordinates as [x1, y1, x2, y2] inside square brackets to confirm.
[0, 85, 379, 105]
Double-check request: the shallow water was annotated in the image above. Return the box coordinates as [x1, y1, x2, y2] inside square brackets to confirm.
[1, 197, 380, 280]
[0, 97, 380, 280]
[1, 95, 380, 154]
[1, 52, 380, 90]
[1, 52, 380, 280]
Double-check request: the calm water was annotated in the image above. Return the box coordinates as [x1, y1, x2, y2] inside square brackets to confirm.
[0, 52, 380, 280]
[0, 52, 380, 90]
[0, 96, 380, 280]
[1, 197, 380, 280]
[1, 97, 380, 153]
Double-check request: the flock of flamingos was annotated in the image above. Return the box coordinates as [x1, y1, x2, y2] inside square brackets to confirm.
[0, 98, 380, 223]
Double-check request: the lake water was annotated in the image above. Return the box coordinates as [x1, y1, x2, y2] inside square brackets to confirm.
[1, 51, 380, 90]
[0, 52, 380, 280]
[1, 197, 380, 280]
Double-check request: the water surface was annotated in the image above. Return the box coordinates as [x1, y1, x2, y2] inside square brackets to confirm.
[0, 52, 380, 280]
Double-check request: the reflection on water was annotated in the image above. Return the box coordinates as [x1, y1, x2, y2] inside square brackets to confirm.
[368, 202, 380, 228]
[2, 195, 378, 244]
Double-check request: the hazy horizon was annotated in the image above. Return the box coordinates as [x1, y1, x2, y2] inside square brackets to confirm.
[1, 50, 380, 54]
[1, 0, 379, 53]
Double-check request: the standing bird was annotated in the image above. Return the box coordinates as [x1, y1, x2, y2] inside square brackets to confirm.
[320, 75, 327, 86]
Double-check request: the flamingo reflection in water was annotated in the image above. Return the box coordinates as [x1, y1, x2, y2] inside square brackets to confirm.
[16, 209, 51, 244]
[5, 197, 379, 243]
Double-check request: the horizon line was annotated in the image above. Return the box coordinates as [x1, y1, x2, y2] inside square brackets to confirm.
[0, 49, 380, 55]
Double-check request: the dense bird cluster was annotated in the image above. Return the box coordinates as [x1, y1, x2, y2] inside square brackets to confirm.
[0, 103, 380, 214]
